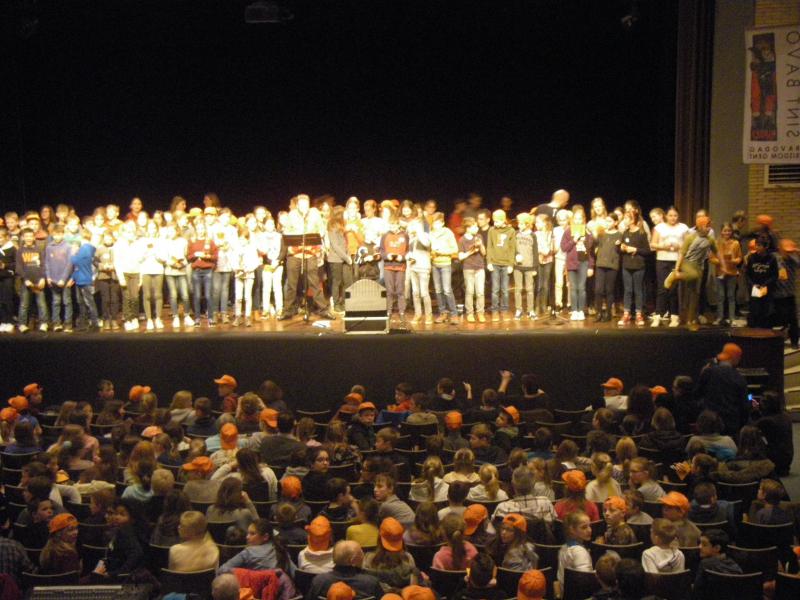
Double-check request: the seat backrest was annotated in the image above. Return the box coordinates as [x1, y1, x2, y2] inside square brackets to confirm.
[533, 543, 562, 571]
[293, 568, 319, 595]
[429, 568, 468, 598]
[739, 521, 794, 550]
[78, 522, 109, 547]
[147, 543, 172, 574]
[207, 521, 236, 544]
[727, 544, 779, 582]
[562, 567, 600, 600]
[405, 543, 443, 569]
[21, 570, 80, 589]
[705, 570, 763, 600]
[643, 570, 692, 600]
[0, 452, 39, 470]
[678, 546, 701, 577]
[495, 567, 524, 597]
[775, 571, 800, 600]
[589, 541, 644, 563]
[642, 501, 663, 519]
[160, 568, 216, 599]
[716, 481, 760, 513]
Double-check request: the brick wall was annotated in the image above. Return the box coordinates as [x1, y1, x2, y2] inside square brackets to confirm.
[749, 1, 800, 242]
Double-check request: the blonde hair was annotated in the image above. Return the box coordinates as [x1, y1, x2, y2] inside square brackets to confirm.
[453, 448, 475, 475]
[477, 464, 501, 500]
[170, 390, 193, 410]
[179, 510, 208, 539]
[415, 456, 445, 500]
[529, 457, 551, 487]
[615, 436, 638, 483]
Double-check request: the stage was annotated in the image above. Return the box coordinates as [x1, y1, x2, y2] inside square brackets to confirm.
[0, 317, 785, 411]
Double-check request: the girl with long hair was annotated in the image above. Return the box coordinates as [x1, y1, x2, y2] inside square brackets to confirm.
[467, 463, 508, 502]
[140, 219, 166, 330]
[492, 513, 539, 570]
[612, 436, 638, 485]
[585, 453, 622, 502]
[404, 501, 444, 545]
[302, 447, 331, 501]
[411, 456, 449, 502]
[346, 498, 381, 547]
[650, 206, 688, 327]
[363, 517, 419, 590]
[233, 223, 261, 327]
[218, 517, 289, 572]
[560, 206, 595, 321]
[323, 420, 360, 467]
[432, 513, 478, 570]
[40, 513, 80, 574]
[151, 489, 192, 545]
[325, 207, 349, 313]
[618, 200, 652, 326]
[188, 220, 218, 325]
[444, 448, 479, 484]
[206, 477, 259, 532]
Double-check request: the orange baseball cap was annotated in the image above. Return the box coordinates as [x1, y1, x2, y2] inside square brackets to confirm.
[281, 476, 303, 499]
[214, 374, 238, 388]
[327, 582, 355, 600]
[718, 343, 742, 363]
[756, 214, 773, 227]
[182, 456, 213, 473]
[141, 425, 162, 439]
[358, 402, 376, 412]
[344, 393, 363, 406]
[463, 503, 488, 535]
[650, 385, 668, 399]
[600, 377, 623, 390]
[381, 595, 403, 600]
[306, 516, 332, 551]
[401, 586, 435, 600]
[660, 491, 690, 513]
[379, 517, 405, 552]
[49, 513, 78, 534]
[23, 383, 42, 397]
[517, 569, 547, 600]
[0, 407, 19, 423]
[337, 404, 358, 416]
[129, 385, 151, 402]
[695, 215, 711, 229]
[503, 513, 527, 533]
[445, 411, 463, 430]
[502, 406, 520, 425]
[780, 238, 798, 253]
[562, 470, 587, 492]
[260, 408, 278, 428]
[220, 423, 239, 450]
[8, 396, 28, 411]
[604, 496, 627, 512]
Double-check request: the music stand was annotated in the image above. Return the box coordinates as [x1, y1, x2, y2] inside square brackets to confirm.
[284, 233, 322, 321]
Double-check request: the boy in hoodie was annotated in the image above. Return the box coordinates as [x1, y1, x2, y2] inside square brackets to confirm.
[487, 209, 516, 321]
[71, 229, 100, 332]
[513, 213, 538, 320]
[298, 516, 334, 573]
[347, 402, 377, 451]
[429, 212, 459, 323]
[659, 491, 701, 547]
[494, 406, 520, 453]
[16, 228, 49, 332]
[688, 482, 736, 539]
[745, 234, 779, 328]
[45, 224, 74, 332]
[692, 529, 742, 600]
[379, 214, 409, 323]
[0, 227, 16, 333]
[186, 397, 218, 437]
[641, 519, 684, 573]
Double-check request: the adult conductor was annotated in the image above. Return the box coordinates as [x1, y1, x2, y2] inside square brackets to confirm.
[279, 194, 336, 320]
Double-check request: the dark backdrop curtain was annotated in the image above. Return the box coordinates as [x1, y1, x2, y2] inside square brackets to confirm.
[674, 0, 715, 220]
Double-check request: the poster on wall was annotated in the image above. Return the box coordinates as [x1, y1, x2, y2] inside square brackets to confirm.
[743, 25, 800, 163]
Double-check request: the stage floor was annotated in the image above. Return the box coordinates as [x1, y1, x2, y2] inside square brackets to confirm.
[0, 316, 785, 413]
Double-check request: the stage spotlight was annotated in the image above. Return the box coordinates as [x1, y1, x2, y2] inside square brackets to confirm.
[245, 1, 294, 24]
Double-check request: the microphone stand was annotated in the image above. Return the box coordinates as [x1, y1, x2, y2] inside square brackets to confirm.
[301, 210, 310, 322]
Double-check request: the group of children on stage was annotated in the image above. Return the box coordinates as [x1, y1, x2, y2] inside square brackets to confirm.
[0, 191, 796, 342]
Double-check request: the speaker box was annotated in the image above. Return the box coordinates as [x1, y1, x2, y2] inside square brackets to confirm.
[344, 279, 388, 334]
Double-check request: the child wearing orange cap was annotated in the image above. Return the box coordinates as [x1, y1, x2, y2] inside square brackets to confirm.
[363, 517, 418, 589]
[745, 234, 778, 328]
[214, 374, 239, 413]
[0, 406, 19, 444]
[443, 411, 469, 452]
[433, 513, 479, 570]
[493, 513, 539, 570]
[494, 406, 520, 453]
[348, 403, 377, 451]
[40, 513, 79, 574]
[210, 423, 240, 469]
[298, 516, 334, 573]
[659, 491, 700, 546]
[774, 238, 799, 348]
[182, 456, 222, 504]
[597, 496, 636, 545]
[270, 475, 312, 523]
[555, 470, 600, 521]
[516, 568, 547, 600]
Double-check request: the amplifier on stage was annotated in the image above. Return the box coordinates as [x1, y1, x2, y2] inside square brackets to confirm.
[344, 279, 388, 334]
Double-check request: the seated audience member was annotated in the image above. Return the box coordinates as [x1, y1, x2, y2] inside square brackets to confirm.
[596, 377, 627, 411]
[755, 390, 794, 477]
[285, 446, 310, 480]
[445, 448, 480, 485]
[432, 513, 479, 570]
[210, 423, 240, 469]
[217, 518, 282, 573]
[641, 519, 684, 573]
[374, 427, 407, 466]
[547, 439, 585, 481]
[620, 385, 654, 437]
[429, 378, 461, 412]
[685, 410, 737, 462]
[186, 397, 217, 437]
[614, 559, 653, 600]
[296, 417, 321, 448]
[212, 573, 240, 600]
[495, 513, 539, 570]
[462, 503, 496, 547]
[411, 456, 449, 502]
[389, 382, 414, 413]
[375, 474, 415, 526]
[405, 393, 439, 425]
[469, 423, 508, 465]
[623, 489, 653, 526]
[693, 529, 742, 600]
[639, 407, 685, 457]
[204, 413, 234, 453]
[363, 517, 419, 590]
[438, 481, 471, 520]
[516, 568, 548, 600]
[169, 510, 220, 572]
[211, 447, 278, 502]
[348, 403, 378, 451]
[235, 392, 263, 434]
[611, 436, 637, 485]
[752, 478, 793, 524]
[659, 491, 701, 547]
[304, 541, 384, 600]
[556, 511, 593, 597]
[153, 433, 182, 467]
[585, 452, 622, 503]
[151, 489, 192, 546]
[493, 405, 521, 453]
[39, 513, 80, 574]
[597, 496, 636, 545]
[494, 466, 556, 523]
[452, 552, 507, 600]
[319, 477, 358, 522]
[325, 420, 361, 467]
[274, 502, 308, 545]
[527, 429, 554, 461]
[465, 388, 501, 424]
[93, 499, 146, 581]
[182, 456, 222, 503]
[169, 390, 195, 426]
[298, 516, 335, 573]
[346, 498, 381, 547]
[585, 430, 614, 457]
[591, 554, 621, 600]
[21, 497, 55, 548]
[206, 477, 259, 532]
[5, 420, 40, 454]
[258, 411, 304, 466]
[85, 488, 116, 525]
[716, 424, 776, 483]
[303, 446, 332, 501]
[555, 470, 600, 521]
[404, 501, 444, 545]
[443, 411, 469, 451]
[628, 457, 665, 501]
[214, 374, 238, 414]
[270, 476, 312, 523]
[688, 482, 736, 537]
[468, 463, 509, 502]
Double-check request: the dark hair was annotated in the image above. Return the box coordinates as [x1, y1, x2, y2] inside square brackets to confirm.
[237, 448, 266, 486]
[277, 412, 295, 434]
[358, 498, 380, 526]
[257, 380, 283, 406]
[395, 382, 414, 396]
[626, 385, 654, 423]
[586, 430, 613, 455]
[760, 479, 783, 505]
[615, 558, 646, 598]
[758, 390, 784, 415]
[326, 477, 349, 502]
[97, 379, 114, 393]
[155, 489, 192, 540]
[447, 481, 470, 504]
[306, 446, 329, 469]
[410, 393, 428, 412]
[672, 375, 693, 396]
[702, 528, 730, 552]
[594, 408, 617, 434]
[215, 478, 247, 511]
[693, 482, 717, 505]
[194, 397, 212, 416]
[521, 374, 539, 396]
[469, 552, 496, 587]
[737, 425, 767, 460]
[696, 410, 722, 435]
[533, 427, 553, 451]
[14, 421, 36, 447]
[26, 475, 53, 501]
[437, 378, 455, 395]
